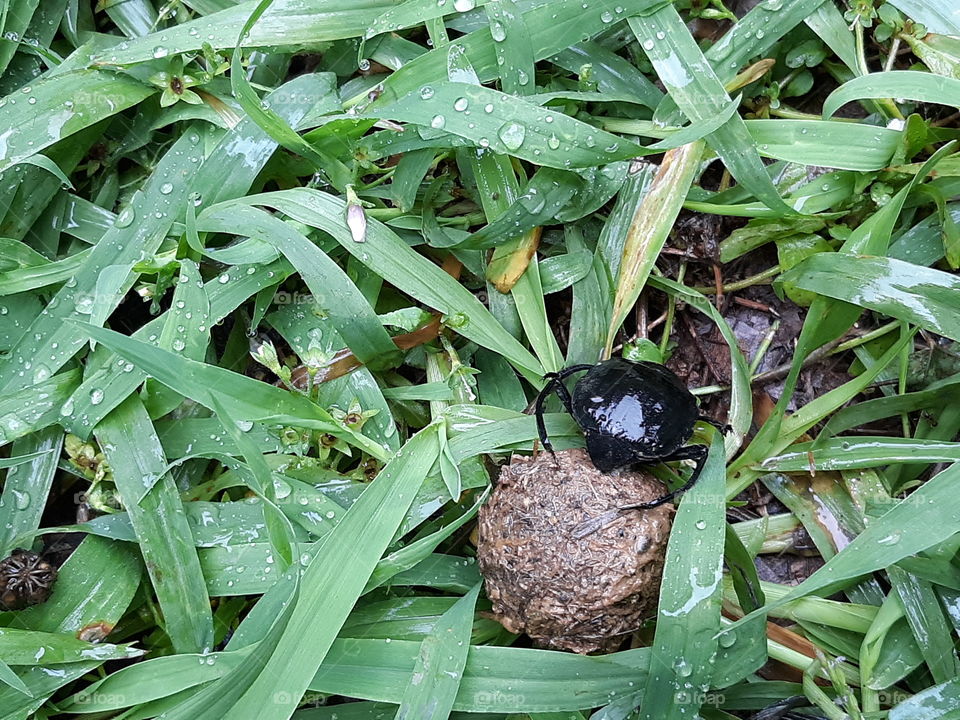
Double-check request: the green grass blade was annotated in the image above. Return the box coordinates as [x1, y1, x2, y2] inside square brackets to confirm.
[629, 8, 791, 213]
[639, 438, 726, 719]
[225, 425, 440, 720]
[0, 70, 153, 174]
[95, 396, 215, 653]
[217, 188, 544, 382]
[395, 583, 480, 720]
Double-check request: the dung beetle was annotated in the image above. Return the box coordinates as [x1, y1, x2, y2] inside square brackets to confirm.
[534, 357, 725, 510]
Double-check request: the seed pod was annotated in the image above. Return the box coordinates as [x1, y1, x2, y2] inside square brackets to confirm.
[477, 448, 673, 653]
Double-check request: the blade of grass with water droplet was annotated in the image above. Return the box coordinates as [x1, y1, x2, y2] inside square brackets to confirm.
[0, 69, 154, 174]
[887, 564, 960, 684]
[763, 437, 960, 472]
[549, 41, 663, 109]
[366, 0, 668, 107]
[0, 535, 141, 716]
[0, 370, 79, 445]
[470, 149, 563, 371]
[73, 323, 388, 461]
[94, 0, 392, 65]
[219, 425, 439, 720]
[741, 459, 960, 622]
[0, 126, 207, 394]
[95, 396, 214, 653]
[0, 426, 62, 556]
[368, 80, 642, 169]
[395, 583, 479, 720]
[781, 254, 960, 343]
[200, 204, 400, 367]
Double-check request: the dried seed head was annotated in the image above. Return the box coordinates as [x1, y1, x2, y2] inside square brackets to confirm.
[477, 449, 673, 653]
[0, 548, 58, 610]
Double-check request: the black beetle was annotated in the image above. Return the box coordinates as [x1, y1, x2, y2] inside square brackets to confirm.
[534, 357, 724, 510]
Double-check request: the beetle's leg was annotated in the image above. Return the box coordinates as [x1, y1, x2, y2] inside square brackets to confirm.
[554, 363, 594, 380]
[698, 415, 732, 435]
[620, 444, 708, 510]
[534, 375, 561, 460]
[552, 377, 575, 414]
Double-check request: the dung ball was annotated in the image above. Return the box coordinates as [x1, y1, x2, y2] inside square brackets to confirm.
[477, 448, 673, 653]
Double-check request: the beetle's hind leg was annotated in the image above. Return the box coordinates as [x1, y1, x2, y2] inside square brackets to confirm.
[620, 444, 708, 510]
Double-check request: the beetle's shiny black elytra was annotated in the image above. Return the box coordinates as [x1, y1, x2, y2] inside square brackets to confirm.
[534, 357, 723, 510]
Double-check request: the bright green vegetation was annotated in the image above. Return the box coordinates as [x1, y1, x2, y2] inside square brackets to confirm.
[1, 0, 960, 718]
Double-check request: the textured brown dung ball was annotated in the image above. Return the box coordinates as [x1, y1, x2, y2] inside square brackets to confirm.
[477, 448, 673, 653]
[0, 548, 58, 610]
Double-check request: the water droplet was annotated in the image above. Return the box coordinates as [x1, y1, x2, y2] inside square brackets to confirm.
[115, 207, 135, 228]
[483, 103, 494, 113]
[160, 182, 174, 195]
[719, 631, 737, 648]
[13, 490, 30, 510]
[453, 0, 475, 11]
[152, 46, 169, 58]
[172, 339, 186, 351]
[517, 69, 529, 85]
[600, 10, 613, 22]
[218, 273, 230, 284]
[642, 38, 655, 51]
[498, 121, 526, 150]
[695, 520, 707, 530]
[431, 114, 446, 129]
[453, 97, 469, 111]
[60, 398, 74, 417]
[547, 133, 560, 150]
[656, 31, 666, 40]
[755, 29, 765, 39]
[490, 20, 506, 41]
[419, 86, 435, 100]
[89, 388, 105, 406]
[878, 533, 901, 546]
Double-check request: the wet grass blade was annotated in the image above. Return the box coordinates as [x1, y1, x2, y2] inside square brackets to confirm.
[223, 426, 439, 720]
[742, 459, 960, 619]
[219, 188, 544, 382]
[629, 8, 791, 214]
[824, 71, 960, 117]
[395, 583, 480, 720]
[95, 396, 215, 653]
[763, 437, 960, 472]
[781, 254, 960, 343]
[639, 438, 726, 719]
[73, 323, 388, 461]
[0, 70, 154, 173]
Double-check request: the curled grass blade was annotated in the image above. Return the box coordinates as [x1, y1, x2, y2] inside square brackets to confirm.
[823, 71, 960, 118]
